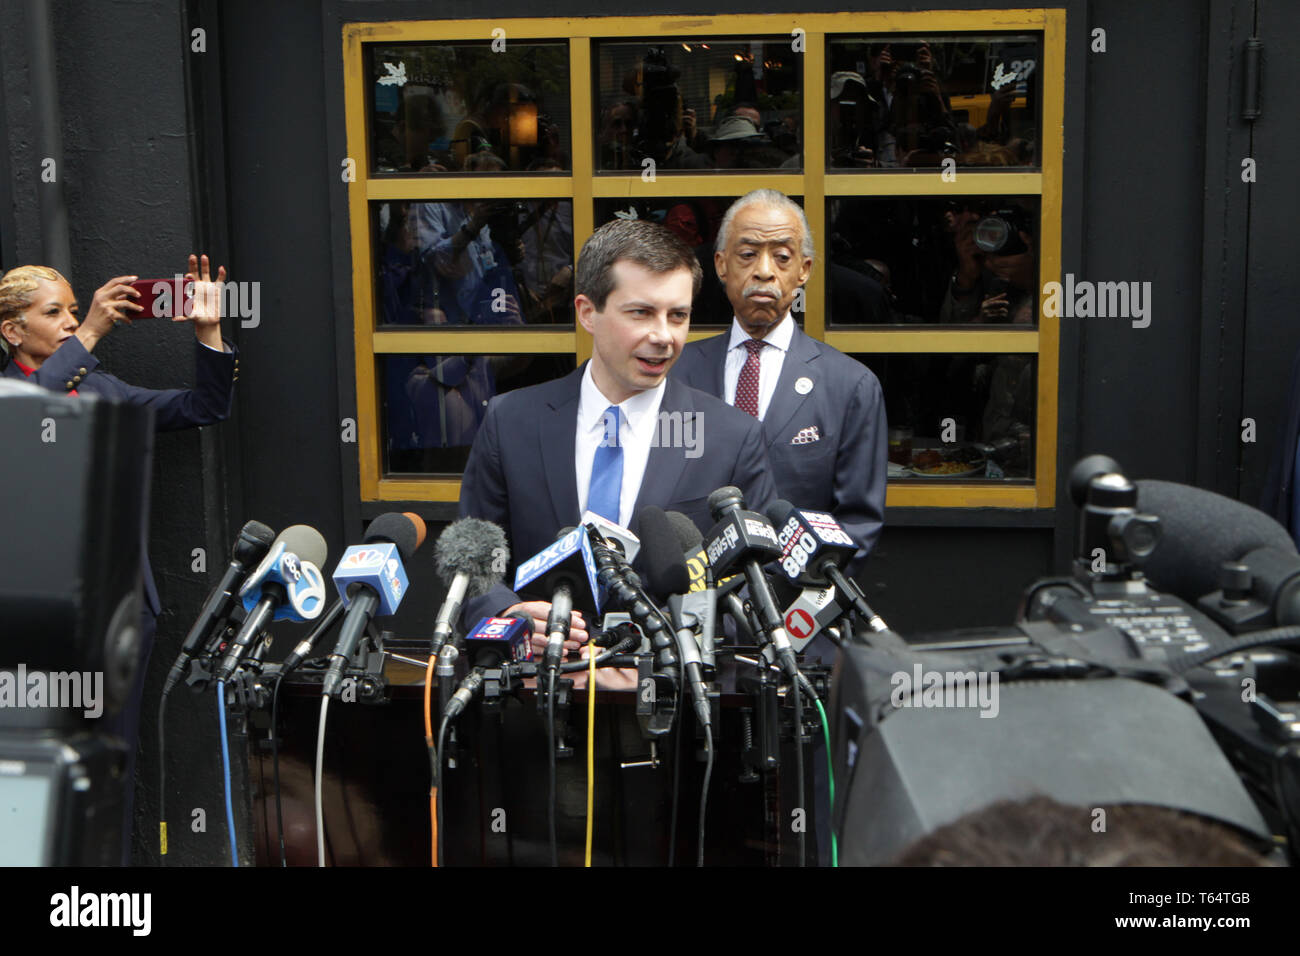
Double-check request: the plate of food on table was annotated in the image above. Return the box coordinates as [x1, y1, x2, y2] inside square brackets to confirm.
[906, 446, 987, 478]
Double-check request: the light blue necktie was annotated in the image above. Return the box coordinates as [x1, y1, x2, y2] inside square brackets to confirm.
[588, 405, 624, 523]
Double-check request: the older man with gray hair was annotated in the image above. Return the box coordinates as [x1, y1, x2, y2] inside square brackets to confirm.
[672, 188, 888, 590]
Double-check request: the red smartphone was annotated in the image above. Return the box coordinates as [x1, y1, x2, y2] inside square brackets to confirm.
[128, 278, 193, 319]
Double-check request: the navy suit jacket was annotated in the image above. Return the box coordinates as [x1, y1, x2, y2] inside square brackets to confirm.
[3, 335, 238, 613]
[671, 321, 888, 576]
[458, 364, 778, 621]
[3, 334, 238, 431]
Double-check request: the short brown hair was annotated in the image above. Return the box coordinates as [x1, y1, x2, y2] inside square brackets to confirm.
[575, 218, 702, 312]
[891, 795, 1268, 867]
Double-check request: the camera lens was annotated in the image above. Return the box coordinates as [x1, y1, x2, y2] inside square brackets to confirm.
[973, 216, 1011, 253]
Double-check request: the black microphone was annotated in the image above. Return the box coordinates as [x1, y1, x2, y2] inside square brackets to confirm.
[430, 518, 510, 657]
[663, 510, 717, 674]
[586, 520, 679, 684]
[443, 612, 532, 721]
[666, 510, 704, 552]
[705, 486, 805, 685]
[280, 597, 346, 677]
[165, 520, 275, 694]
[765, 500, 891, 634]
[1137, 479, 1300, 624]
[544, 539, 576, 674]
[215, 525, 330, 682]
[640, 507, 712, 730]
[321, 512, 427, 698]
[514, 526, 599, 675]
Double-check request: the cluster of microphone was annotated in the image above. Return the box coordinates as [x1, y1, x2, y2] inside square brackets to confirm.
[163, 482, 899, 764]
[166, 488, 889, 869]
[423, 485, 897, 736]
[164, 511, 433, 700]
[163, 489, 884, 718]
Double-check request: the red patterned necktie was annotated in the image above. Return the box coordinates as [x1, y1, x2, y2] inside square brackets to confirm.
[735, 338, 765, 417]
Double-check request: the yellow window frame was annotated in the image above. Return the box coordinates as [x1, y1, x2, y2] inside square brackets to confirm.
[342, 9, 1065, 508]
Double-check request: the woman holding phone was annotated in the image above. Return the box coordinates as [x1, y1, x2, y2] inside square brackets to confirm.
[0, 253, 238, 863]
[0, 253, 237, 424]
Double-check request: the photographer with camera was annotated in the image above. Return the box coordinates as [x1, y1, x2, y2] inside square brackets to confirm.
[412, 152, 527, 326]
[401, 152, 528, 456]
[939, 203, 1036, 325]
[633, 48, 707, 171]
[518, 158, 576, 326]
[931, 203, 1037, 456]
[862, 42, 956, 168]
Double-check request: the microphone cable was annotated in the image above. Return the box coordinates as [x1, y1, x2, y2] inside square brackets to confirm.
[559, 642, 629, 671]
[435, 714, 451, 867]
[814, 698, 837, 867]
[584, 642, 597, 867]
[157, 691, 170, 865]
[547, 666, 559, 867]
[272, 603, 347, 868]
[216, 680, 239, 867]
[1170, 624, 1300, 674]
[271, 673, 288, 866]
[791, 676, 806, 867]
[698, 723, 713, 867]
[576, 627, 648, 866]
[315, 695, 330, 866]
[424, 648, 439, 866]
[668, 712, 681, 866]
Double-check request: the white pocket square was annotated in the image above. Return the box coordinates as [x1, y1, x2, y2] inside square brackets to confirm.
[791, 426, 821, 445]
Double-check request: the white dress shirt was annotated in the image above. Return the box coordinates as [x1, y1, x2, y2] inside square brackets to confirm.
[574, 362, 665, 527]
[723, 313, 794, 421]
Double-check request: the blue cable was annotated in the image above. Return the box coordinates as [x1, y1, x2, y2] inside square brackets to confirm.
[217, 680, 239, 867]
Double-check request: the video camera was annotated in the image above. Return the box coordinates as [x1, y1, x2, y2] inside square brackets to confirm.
[831, 454, 1300, 865]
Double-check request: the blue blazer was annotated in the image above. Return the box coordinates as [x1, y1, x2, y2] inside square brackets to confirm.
[3, 335, 238, 613]
[458, 364, 778, 620]
[671, 321, 888, 576]
[2, 335, 238, 431]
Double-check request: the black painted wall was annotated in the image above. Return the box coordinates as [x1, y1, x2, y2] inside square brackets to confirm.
[0, 0, 248, 865]
[4, 0, 1287, 864]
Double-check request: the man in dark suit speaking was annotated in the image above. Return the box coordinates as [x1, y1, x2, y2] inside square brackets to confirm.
[672, 189, 887, 578]
[459, 218, 777, 659]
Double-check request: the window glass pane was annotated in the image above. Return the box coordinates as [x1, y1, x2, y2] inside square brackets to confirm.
[375, 201, 574, 328]
[827, 196, 1039, 326]
[595, 40, 801, 171]
[827, 34, 1041, 169]
[852, 353, 1036, 481]
[382, 353, 577, 475]
[369, 42, 570, 173]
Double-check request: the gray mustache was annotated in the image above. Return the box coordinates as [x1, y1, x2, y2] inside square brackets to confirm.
[744, 284, 781, 299]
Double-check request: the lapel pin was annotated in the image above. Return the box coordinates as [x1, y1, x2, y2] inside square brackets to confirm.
[794, 376, 813, 395]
